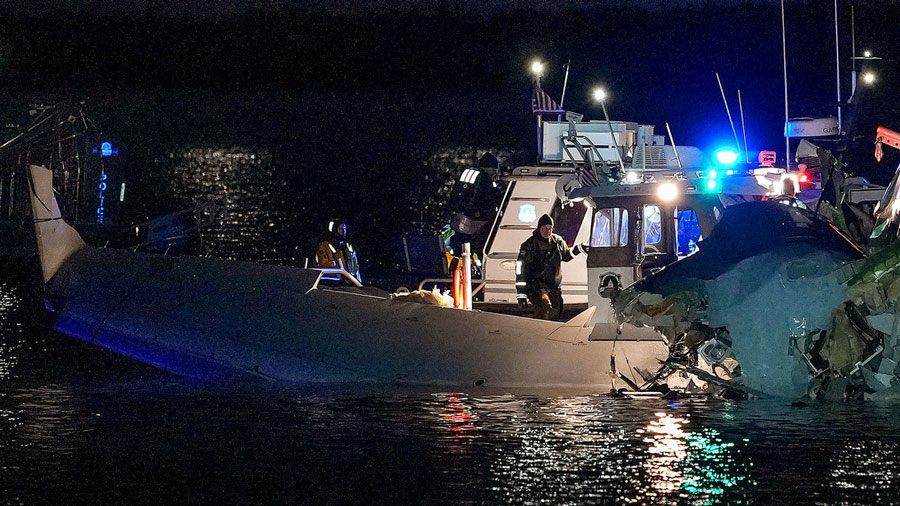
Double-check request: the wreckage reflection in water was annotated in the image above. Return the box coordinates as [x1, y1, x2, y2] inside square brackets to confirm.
[3, 276, 900, 503]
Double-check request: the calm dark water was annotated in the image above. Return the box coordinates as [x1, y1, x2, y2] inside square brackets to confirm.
[4, 268, 900, 505]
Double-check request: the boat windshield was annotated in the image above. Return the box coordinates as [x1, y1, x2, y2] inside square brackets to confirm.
[592, 208, 629, 247]
[550, 200, 589, 246]
[676, 209, 702, 257]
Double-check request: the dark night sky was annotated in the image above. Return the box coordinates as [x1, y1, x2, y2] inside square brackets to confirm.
[1, 1, 899, 221]
[0, 0, 897, 151]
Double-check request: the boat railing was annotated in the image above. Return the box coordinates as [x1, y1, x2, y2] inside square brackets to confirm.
[308, 257, 364, 290]
[417, 277, 486, 295]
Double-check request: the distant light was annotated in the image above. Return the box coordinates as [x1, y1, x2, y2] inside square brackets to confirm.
[658, 183, 678, 201]
[715, 149, 739, 165]
[592, 87, 607, 102]
[708, 169, 718, 179]
[863, 72, 876, 84]
[530, 61, 544, 76]
[864, 50, 872, 58]
[706, 179, 719, 190]
[518, 204, 537, 223]
[625, 171, 640, 183]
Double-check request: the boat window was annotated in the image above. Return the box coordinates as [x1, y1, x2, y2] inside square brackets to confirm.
[643, 205, 661, 245]
[591, 208, 629, 247]
[550, 199, 588, 246]
[676, 209, 702, 257]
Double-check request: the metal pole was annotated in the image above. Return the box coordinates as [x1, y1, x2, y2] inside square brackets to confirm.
[463, 242, 472, 310]
[716, 72, 742, 154]
[600, 100, 626, 175]
[851, 6, 857, 97]
[665, 123, 684, 170]
[834, 0, 841, 130]
[781, 0, 791, 169]
[738, 90, 749, 163]
[558, 60, 571, 123]
[535, 76, 543, 162]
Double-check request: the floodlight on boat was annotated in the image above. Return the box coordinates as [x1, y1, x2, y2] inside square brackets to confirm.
[530, 60, 544, 76]
[592, 87, 607, 102]
[864, 50, 872, 58]
[863, 72, 876, 85]
[658, 183, 678, 201]
[705, 179, 719, 191]
[715, 149, 738, 165]
[625, 171, 640, 184]
[708, 169, 718, 179]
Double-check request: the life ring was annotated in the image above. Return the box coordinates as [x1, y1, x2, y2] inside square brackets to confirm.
[452, 266, 464, 308]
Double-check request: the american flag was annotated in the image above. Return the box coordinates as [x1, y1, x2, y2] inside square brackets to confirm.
[532, 88, 564, 116]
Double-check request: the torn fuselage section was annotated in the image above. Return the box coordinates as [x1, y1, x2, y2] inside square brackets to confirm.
[607, 200, 900, 400]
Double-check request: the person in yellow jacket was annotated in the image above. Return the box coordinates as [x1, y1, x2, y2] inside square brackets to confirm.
[315, 219, 361, 282]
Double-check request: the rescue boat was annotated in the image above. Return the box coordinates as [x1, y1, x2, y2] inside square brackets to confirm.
[26, 112, 775, 390]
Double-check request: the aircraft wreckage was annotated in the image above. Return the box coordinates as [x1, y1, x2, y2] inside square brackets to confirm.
[21, 101, 900, 401]
[608, 127, 900, 401]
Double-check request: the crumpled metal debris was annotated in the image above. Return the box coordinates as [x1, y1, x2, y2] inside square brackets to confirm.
[609, 200, 900, 401]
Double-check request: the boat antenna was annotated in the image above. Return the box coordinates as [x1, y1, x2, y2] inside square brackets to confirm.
[738, 89, 749, 164]
[558, 59, 571, 124]
[715, 72, 743, 159]
[834, 0, 842, 130]
[851, 6, 857, 96]
[781, 0, 790, 169]
[665, 122, 683, 170]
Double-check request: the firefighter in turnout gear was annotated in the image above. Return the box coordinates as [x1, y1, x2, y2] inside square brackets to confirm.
[515, 214, 588, 320]
[315, 219, 361, 282]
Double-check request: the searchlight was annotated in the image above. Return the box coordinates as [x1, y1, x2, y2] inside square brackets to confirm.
[658, 183, 678, 201]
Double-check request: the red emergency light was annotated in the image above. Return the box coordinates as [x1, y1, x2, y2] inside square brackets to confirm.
[758, 151, 777, 166]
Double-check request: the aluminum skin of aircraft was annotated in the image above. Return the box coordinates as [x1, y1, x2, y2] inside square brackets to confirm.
[28, 165, 665, 388]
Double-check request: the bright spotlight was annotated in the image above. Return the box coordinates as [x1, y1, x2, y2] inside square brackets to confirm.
[863, 72, 876, 84]
[592, 87, 607, 102]
[706, 179, 719, 191]
[625, 171, 640, 184]
[864, 50, 872, 58]
[715, 149, 739, 165]
[530, 61, 544, 76]
[658, 183, 678, 201]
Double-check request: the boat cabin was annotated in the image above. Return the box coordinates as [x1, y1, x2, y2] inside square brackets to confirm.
[480, 119, 771, 327]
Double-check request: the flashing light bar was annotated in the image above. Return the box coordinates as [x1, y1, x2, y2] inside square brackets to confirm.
[715, 149, 739, 165]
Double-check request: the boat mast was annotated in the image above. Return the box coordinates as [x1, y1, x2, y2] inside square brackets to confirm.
[834, 0, 842, 131]
[558, 59, 571, 124]
[738, 90, 749, 164]
[781, 0, 790, 169]
[715, 72, 743, 159]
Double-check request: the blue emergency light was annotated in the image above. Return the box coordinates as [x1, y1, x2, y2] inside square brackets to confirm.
[715, 149, 739, 165]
